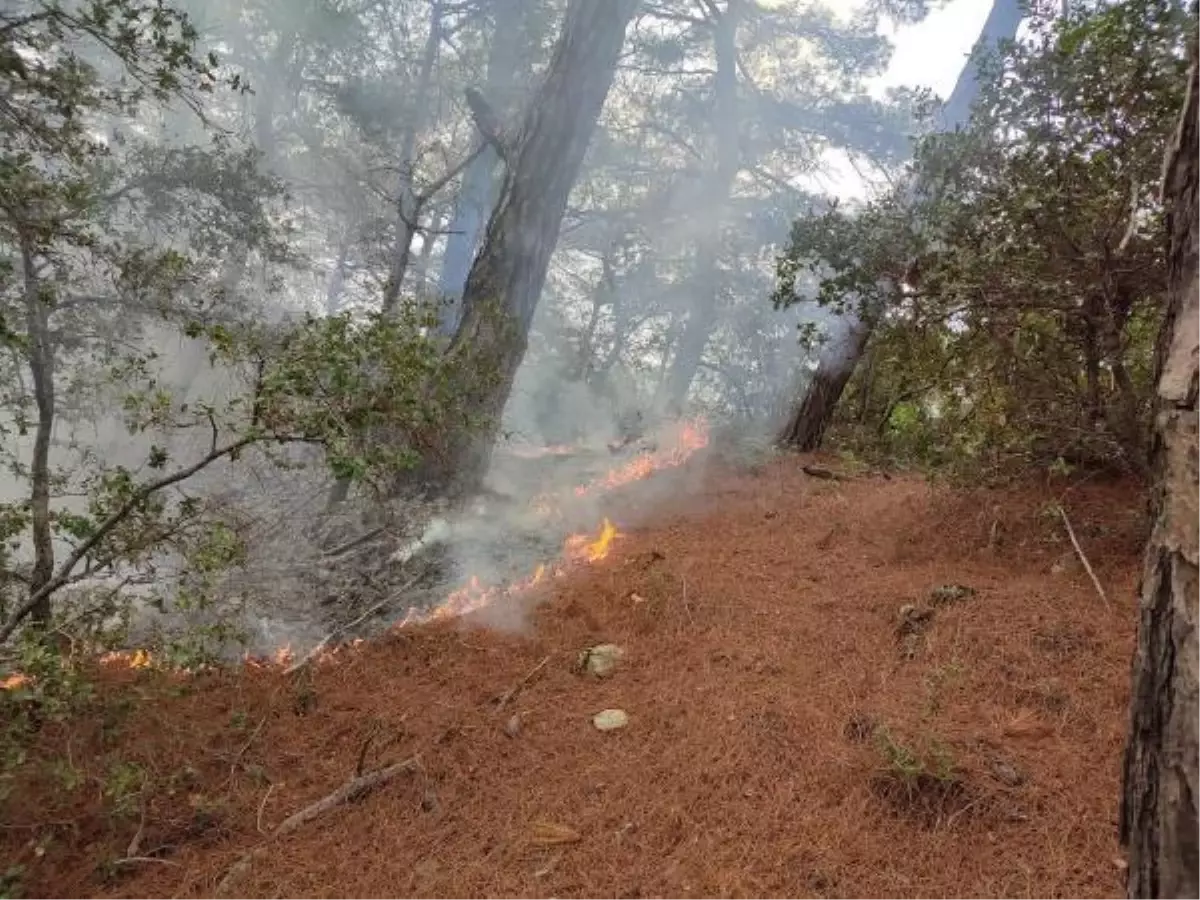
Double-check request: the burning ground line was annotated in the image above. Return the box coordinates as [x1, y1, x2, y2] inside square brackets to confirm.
[528, 417, 710, 513]
[0, 518, 624, 688]
[1, 419, 706, 687]
[394, 517, 620, 628]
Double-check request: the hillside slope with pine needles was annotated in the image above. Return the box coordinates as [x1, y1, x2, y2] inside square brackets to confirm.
[1, 454, 1145, 898]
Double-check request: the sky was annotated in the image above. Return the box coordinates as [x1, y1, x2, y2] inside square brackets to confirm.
[818, 0, 1000, 199]
[877, 0, 1001, 98]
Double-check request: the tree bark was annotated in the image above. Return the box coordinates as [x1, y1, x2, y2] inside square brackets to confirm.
[19, 237, 55, 628]
[776, 0, 1023, 450]
[436, 0, 534, 336]
[777, 314, 873, 451]
[1119, 53, 1199, 900]
[442, 0, 640, 487]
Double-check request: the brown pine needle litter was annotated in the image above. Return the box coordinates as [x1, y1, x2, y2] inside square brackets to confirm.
[1, 455, 1144, 898]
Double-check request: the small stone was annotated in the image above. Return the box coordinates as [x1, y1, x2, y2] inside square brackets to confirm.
[989, 757, 1027, 787]
[897, 604, 935, 636]
[592, 708, 629, 731]
[503, 713, 521, 737]
[580, 643, 624, 678]
[929, 584, 976, 607]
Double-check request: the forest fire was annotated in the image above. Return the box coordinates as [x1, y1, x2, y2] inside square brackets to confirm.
[412, 417, 710, 628]
[1, 418, 709, 688]
[574, 418, 710, 497]
[397, 516, 621, 629]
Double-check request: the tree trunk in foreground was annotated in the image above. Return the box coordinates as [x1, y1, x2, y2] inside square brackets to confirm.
[776, 0, 1023, 451]
[1119, 53, 1199, 900]
[442, 0, 640, 487]
[777, 314, 872, 451]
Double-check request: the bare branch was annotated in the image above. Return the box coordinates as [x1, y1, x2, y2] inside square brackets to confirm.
[464, 88, 510, 161]
[0, 433, 290, 643]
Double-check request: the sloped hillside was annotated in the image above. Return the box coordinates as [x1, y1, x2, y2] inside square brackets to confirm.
[1, 456, 1145, 898]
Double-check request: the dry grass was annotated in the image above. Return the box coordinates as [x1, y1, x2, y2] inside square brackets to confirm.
[0, 455, 1143, 898]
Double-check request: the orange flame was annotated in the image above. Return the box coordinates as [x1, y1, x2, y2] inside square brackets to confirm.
[399, 518, 622, 629]
[565, 517, 618, 562]
[1, 672, 30, 691]
[1, 419, 708, 683]
[100, 648, 153, 670]
[574, 418, 709, 498]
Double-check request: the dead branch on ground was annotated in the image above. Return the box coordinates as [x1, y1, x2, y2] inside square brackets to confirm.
[216, 757, 420, 896]
[496, 655, 550, 707]
[802, 465, 843, 481]
[1055, 504, 1110, 606]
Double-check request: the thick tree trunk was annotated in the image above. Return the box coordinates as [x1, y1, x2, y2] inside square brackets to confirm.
[442, 0, 639, 487]
[777, 314, 872, 451]
[656, 0, 741, 414]
[436, 0, 533, 336]
[776, 0, 1023, 450]
[1119, 54, 1199, 900]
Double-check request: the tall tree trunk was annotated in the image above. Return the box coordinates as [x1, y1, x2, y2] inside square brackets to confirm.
[1119, 53, 1198, 900]
[656, 0, 741, 414]
[19, 238, 55, 628]
[436, 0, 533, 336]
[381, 0, 442, 316]
[442, 0, 640, 487]
[411, 210, 440, 306]
[776, 0, 1023, 450]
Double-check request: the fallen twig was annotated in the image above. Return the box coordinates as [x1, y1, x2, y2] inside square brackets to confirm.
[228, 716, 268, 783]
[113, 856, 180, 868]
[1055, 504, 1110, 606]
[496, 655, 550, 707]
[802, 465, 843, 481]
[324, 525, 388, 559]
[126, 805, 146, 858]
[256, 784, 275, 835]
[216, 758, 420, 896]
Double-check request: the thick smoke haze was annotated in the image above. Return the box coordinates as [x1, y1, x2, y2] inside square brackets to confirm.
[0, 0, 1000, 655]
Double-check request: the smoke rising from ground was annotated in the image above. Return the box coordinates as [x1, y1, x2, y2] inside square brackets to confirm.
[0, 0, 994, 656]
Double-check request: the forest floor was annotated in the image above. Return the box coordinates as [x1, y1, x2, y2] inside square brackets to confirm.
[1, 453, 1146, 898]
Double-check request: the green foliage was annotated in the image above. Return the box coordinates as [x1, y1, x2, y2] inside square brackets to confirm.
[775, 0, 1193, 476]
[0, 636, 95, 806]
[253, 305, 469, 492]
[0, 865, 22, 900]
[0, 0, 471, 647]
[873, 725, 958, 784]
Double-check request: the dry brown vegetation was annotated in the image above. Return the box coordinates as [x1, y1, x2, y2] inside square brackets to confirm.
[1, 455, 1145, 898]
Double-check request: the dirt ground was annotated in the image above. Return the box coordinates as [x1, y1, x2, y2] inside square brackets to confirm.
[1, 455, 1146, 898]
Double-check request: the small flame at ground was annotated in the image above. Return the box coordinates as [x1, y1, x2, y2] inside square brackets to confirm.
[99, 648, 153, 670]
[1, 673, 30, 690]
[398, 517, 621, 629]
[0, 419, 709, 687]
[574, 419, 709, 498]
[565, 517, 618, 562]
